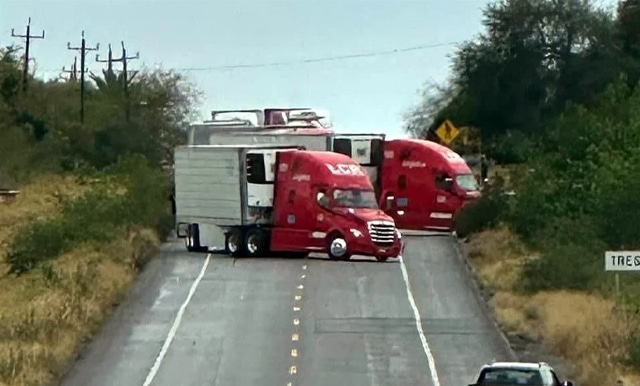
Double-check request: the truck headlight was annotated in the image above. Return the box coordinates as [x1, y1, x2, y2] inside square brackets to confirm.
[395, 229, 402, 239]
[350, 228, 363, 238]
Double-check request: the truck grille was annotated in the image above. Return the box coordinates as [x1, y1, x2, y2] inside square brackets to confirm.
[367, 220, 396, 246]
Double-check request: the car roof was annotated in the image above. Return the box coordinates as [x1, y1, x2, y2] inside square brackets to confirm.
[482, 362, 549, 370]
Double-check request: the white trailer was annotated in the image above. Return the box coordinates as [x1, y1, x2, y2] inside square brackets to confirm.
[187, 126, 385, 191]
[173, 144, 302, 252]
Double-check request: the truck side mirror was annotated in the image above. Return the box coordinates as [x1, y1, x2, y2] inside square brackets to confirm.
[176, 222, 189, 238]
[385, 195, 395, 210]
[317, 191, 330, 209]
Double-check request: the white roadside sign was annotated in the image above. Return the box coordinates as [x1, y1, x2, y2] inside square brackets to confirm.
[605, 251, 640, 271]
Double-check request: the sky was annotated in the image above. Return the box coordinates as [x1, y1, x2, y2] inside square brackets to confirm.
[0, 0, 611, 137]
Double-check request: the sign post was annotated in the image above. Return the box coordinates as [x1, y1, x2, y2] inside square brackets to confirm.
[604, 251, 640, 322]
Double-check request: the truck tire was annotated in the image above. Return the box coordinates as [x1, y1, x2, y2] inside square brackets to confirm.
[327, 233, 351, 261]
[226, 228, 245, 257]
[244, 228, 266, 257]
[375, 256, 389, 262]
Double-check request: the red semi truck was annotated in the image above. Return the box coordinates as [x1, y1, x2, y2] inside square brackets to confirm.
[186, 109, 481, 231]
[380, 139, 481, 231]
[173, 144, 402, 261]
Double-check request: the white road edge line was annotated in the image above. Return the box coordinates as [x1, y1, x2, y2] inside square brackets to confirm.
[141, 253, 211, 386]
[398, 255, 441, 386]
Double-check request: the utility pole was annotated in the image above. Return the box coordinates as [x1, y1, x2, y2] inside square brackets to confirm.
[118, 41, 139, 121]
[11, 17, 45, 93]
[62, 56, 78, 81]
[116, 41, 139, 121]
[95, 43, 115, 77]
[67, 31, 99, 124]
[95, 41, 139, 121]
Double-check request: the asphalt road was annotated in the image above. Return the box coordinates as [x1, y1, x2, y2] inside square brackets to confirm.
[60, 234, 515, 386]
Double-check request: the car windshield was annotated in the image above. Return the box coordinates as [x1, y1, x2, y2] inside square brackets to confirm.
[456, 173, 479, 191]
[332, 189, 378, 209]
[479, 368, 542, 385]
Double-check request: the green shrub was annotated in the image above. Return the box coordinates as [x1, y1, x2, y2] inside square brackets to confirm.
[454, 176, 510, 238]
[516, 216, 606, 292]
[6, 218, 70, 275]
[6, 188, 127, 275]
[519, 242, 601, 292]
[488, 130, 536, 164]
[5, 155, 172, 275]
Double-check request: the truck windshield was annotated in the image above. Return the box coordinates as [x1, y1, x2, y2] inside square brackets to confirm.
[332, 189, 378, 209]
[455, 173, 479, 191]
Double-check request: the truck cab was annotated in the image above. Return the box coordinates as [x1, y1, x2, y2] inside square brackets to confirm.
[380, 139, 481, 231]
[268, 150, 402, 261]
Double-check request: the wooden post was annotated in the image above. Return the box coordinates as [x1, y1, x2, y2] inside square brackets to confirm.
[616, 273, 627, 323]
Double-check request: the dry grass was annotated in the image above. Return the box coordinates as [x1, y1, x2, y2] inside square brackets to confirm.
[0, 175, 160, 386]
[467, 227, 640, 386]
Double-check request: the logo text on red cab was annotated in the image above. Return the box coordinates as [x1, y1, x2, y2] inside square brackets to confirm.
[325, 163, 366, 176]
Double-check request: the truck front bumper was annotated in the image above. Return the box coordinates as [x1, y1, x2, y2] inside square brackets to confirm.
[347, 234, 403, 258]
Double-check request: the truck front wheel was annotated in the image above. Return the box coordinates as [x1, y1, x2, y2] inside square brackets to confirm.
[327, 233, 350, 261]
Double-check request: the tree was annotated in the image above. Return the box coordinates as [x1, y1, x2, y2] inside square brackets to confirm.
[0, 44, 202, 185]
[404, 0, 621, 159]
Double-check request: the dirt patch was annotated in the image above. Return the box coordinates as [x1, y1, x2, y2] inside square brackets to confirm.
[0, 175, 160, 386]
[462, 227, 640, 386]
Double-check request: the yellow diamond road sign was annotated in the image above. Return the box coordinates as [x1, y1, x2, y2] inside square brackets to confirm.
[435, 119, 459, 145]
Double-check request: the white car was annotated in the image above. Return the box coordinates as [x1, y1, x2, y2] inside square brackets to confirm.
[468, 361, 575, 386]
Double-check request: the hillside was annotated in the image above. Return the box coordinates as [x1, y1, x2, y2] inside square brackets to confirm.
[0, 45, 197, 385]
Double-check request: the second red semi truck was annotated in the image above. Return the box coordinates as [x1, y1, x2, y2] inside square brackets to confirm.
[187, 109, 481, 231]
[174, 144, 403, 261]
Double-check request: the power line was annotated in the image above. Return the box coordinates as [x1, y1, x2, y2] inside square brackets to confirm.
[38, 41, 459, 75]
[176, 42, 458, 72]
[11, 17, 45, 92]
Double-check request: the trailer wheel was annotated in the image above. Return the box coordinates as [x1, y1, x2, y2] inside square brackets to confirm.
[226, 228, 245, 257]
[327, 233, 350, 261]
[244, 228, 266, 257]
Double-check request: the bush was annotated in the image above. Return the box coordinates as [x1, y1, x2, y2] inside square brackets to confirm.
[5, 219, 70, 275]
[519, 243, 601, 292]
[488, 130, 536, 164]
[4, 155, 173, 275]
[454, 176, 510, 238]
[6, 188, 126, 274]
